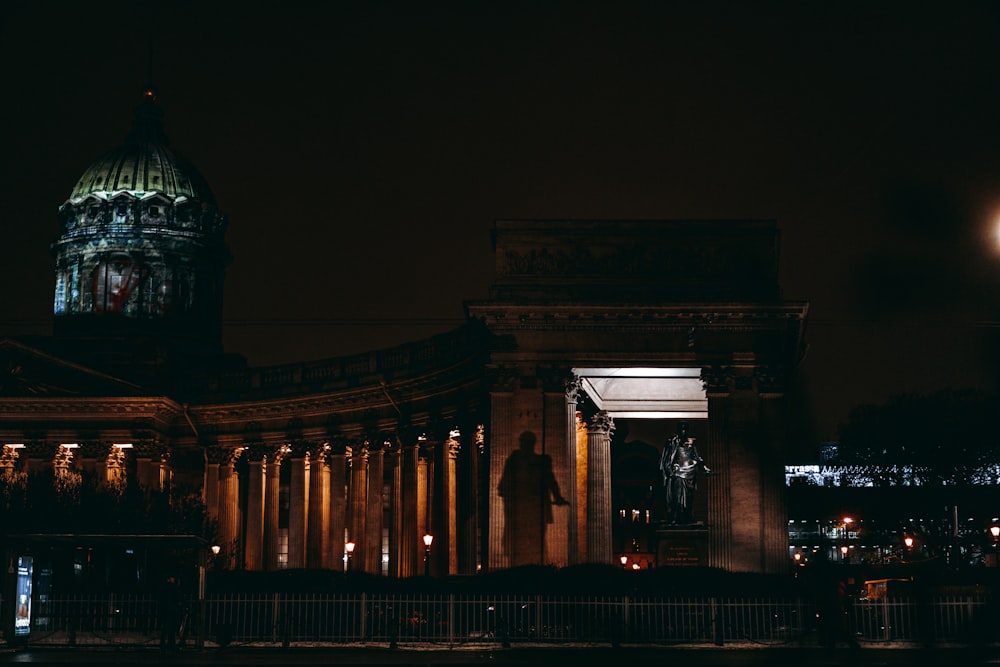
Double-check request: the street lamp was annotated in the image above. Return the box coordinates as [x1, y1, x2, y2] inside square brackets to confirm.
[209, 544, 222, 571]
[345, 541, 355, 572]
[620, 555, 628, 568]
[990, 524, 999, 567]
[423, 534, 433, 577]
[840, 545, 849, 563]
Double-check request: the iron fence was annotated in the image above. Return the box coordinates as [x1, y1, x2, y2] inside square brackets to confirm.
[5, 593, 995, 649]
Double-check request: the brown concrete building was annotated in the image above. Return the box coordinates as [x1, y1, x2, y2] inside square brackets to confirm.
[0, 93, 808, 580]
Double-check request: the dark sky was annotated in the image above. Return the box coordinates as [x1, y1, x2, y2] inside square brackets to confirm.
[3, 1, 1000, 444]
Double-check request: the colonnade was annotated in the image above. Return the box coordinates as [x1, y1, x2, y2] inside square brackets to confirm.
[203, 426, 483, 575]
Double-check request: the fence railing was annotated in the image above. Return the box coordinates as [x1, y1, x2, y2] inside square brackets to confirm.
[6, 593, 996, 649]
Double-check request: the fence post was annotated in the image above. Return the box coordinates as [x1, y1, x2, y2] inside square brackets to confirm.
[448, 594, 455, 647]
[712, 597, 723, 646]
[389, 600, 398, 649]
[360, 592, 367, 643]
[281, 594, 290, 648]
[621, 595, 629, 645]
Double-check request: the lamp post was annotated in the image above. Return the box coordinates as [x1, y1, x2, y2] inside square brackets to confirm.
[840, 545, 849, 563]
[990, 524, 999, 567]
[345, 541, 355, 573]
[422, 534, 433, 577]
[620, 555, 628, 569]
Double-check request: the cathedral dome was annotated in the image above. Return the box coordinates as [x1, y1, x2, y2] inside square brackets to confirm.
[66, 89, 215, 205]
[51, 89, 230, 353]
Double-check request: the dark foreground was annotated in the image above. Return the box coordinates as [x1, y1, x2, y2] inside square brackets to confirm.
[2, 644, 1000, 667]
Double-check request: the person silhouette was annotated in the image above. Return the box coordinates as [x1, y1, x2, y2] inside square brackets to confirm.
[498, 431, 569, 565]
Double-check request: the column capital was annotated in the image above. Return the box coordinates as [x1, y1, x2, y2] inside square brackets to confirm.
[701, 365, 734, 396]
[538, 365, 574, 393]
[1, 444, 22, 468]
[243, 443, 269, 463]
[488, 364, 519, 393]
[474, 424, 486, 455]
[446, 432, 461, 459]
[206, 446, 243, 466]
[587, 410, 615, 437]
[754, 365, 786, 396]
[326, 437, 349, 456]
[131, 440, 165, 459]
[565, 374, 584, 403]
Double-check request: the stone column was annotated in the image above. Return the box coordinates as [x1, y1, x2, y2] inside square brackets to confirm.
[365, 440, 384, 574]
[95, 444, 114, 490]
[202, 455, 219, 520]
[286, 448, 310, 570]
[399, 436, 420, 577]
[216, 448, 242, 569]
[326, 440, 348, 570]
[348, 442, 369, 572]
[420, 434, 438, 575]
[243, 445, 266, 571]
[443, 430, 461, 575]
[203, 449, 225, 524]
[756, 365, 792, 574]
[488, 375, 515, 572]
[458, 424, 484, 574]
[307, 445, 330, 569]
[135, 441, 165, 494]
[388, 443, 402, 577]
[564, 376, 583, 565]
[264, 445, 287, 571]
[586, 410, 614, 565]
[542, 371, 571, 567]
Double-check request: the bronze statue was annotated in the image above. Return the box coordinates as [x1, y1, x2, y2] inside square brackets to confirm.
[659, 422, 711, 525]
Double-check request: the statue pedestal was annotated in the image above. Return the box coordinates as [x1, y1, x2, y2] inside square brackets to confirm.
[655, 523, 709, 568]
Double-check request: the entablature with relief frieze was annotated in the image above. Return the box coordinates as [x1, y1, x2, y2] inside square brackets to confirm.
[468, 304, 808, 334]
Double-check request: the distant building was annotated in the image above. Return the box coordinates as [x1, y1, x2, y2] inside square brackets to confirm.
[785, 459, 1000, 568]
[0, 92, 808, 586]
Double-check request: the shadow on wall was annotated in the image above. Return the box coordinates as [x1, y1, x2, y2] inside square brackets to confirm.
[498, 431, 569, 566]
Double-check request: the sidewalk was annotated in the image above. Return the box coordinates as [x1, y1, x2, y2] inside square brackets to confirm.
[3, 643, 1000, 666]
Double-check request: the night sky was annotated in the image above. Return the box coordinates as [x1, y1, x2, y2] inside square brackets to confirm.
[3, 1, 999, 446]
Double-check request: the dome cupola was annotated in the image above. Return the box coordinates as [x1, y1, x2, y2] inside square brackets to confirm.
[51, 89, 231, 351]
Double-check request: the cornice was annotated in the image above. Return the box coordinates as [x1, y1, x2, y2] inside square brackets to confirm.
[187, 365, 485, 425]
[0, 396, 183, 420]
